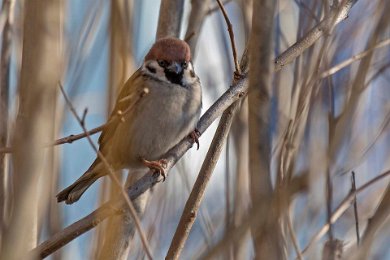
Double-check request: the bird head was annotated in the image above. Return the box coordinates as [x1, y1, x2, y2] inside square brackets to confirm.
[143, 37, 197, 87]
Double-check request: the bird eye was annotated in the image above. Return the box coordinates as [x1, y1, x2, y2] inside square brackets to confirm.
[182, 61, 188, 69]
[158, 60, 168, 67]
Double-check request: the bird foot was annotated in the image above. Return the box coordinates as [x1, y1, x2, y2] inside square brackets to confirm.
[141, 158, 168, 181]
[189, 129, 201, 150]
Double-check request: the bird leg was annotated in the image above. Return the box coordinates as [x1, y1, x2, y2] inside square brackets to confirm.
[189, 129, 201, 150]
[141, 158, 168, 181]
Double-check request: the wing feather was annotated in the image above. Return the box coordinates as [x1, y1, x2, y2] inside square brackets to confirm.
[98, 68, 145, 151]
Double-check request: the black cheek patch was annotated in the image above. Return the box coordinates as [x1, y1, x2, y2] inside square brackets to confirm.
[146, 65, 156, 73]
[190, 70, 196, 78]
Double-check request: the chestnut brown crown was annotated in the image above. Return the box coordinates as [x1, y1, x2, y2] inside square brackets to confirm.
[145, 37, 191, 62]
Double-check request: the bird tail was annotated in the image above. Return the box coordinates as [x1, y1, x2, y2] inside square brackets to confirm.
[57, 159, 103, 204]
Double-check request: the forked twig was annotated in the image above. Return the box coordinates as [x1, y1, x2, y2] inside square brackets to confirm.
[216, 0, 241, 76]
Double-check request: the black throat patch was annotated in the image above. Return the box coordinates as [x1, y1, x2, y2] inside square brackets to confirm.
[164, 69, 184, 86]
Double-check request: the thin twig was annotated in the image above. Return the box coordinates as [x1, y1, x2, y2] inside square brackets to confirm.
[58, 84, 153, 260]
[320, 38, 390, 79]
[351, 171, 360, 245]
[300, 169, 390, 257]
[50, 125, 104, 146]
[207, 0, 232, 15]
[216, 0, 241, 76]
[287, 209, 303, 260]
[0, 88, 149, 154]
[0, 127, 104, 153]
[275, 0, 358, 71]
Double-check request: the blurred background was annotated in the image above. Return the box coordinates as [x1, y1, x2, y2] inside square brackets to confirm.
[0, 0, 389, 259]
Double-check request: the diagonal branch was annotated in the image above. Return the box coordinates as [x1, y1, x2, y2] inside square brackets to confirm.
[275, 0, 358, 71]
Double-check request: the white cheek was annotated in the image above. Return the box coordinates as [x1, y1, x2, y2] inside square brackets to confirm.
[142, 61, 169, 83]
[183, 69, 198, 85]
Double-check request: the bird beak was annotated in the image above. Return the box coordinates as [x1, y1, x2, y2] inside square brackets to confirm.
[167, 62, 183, 75]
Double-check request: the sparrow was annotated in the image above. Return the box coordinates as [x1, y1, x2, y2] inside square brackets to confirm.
[57, 37, 202, 204]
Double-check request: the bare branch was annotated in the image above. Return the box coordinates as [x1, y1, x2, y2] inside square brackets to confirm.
[216, 0, 241, 76]
[275, 0, 358, 71]
[58, 84, 153, 260]
[320, 38, 390, 79]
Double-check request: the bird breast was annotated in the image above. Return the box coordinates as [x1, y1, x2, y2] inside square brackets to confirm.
[111, 79, 201, 168]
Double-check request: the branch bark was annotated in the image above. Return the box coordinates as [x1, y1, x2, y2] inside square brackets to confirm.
[274, 0, 358, 71]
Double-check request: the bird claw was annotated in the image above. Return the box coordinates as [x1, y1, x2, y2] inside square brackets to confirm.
[141, 158, 168, 181]
[189, 129, 201, 150]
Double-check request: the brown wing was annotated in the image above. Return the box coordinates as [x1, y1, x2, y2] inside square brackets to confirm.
[98, 68, 145, 151]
